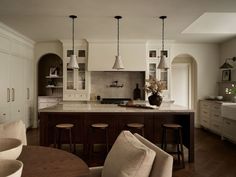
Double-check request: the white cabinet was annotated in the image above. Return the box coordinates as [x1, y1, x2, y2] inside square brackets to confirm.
[88, 40, 146, 71]
[199, 100, 222, 135]
[61, 40, 90, 101]
[145, 47, 170, 100]
[222, 118, 236, 142]
[0, 26, 34, 127]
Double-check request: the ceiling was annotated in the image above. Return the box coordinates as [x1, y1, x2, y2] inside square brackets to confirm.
[1, 0, 236, 43]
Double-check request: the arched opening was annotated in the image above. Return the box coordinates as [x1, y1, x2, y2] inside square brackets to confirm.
[37, 53, 63, 97]
[171, 54, 197, 110]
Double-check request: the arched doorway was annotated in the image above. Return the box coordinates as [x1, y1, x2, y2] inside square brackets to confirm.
[171, 54, 197, 109]
[37, 53, 63, 97]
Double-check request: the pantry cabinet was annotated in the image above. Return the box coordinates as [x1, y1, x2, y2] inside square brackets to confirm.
[0, 24, 34, 127]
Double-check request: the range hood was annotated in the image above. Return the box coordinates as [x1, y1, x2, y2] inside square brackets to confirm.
[87, 40, 146, 71]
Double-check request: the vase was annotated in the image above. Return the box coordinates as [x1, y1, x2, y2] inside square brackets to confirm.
[148, 93, 163, 106]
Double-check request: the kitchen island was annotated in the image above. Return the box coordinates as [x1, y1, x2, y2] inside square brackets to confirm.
[38, 102, 195, 162]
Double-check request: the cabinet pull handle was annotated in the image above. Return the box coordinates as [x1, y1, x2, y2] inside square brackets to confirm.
[225, 121, 231, 125]
[27, 88, 30, 100]
[12, 88, 15, 102]
[7, 88, 10, 102]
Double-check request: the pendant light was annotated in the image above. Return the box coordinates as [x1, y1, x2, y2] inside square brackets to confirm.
[157, 16, 169, 69]
[68, 15, 79, 69]
[113, 16, 124, 70]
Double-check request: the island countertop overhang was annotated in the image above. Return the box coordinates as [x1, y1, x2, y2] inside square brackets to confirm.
[38, 102, 194, 113]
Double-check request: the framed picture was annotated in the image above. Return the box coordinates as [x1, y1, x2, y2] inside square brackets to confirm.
[222, 69, 231, 81]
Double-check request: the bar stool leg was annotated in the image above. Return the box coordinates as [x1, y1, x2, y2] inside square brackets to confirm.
[176, 130, 181, 164]
[141, 127, 144, 137]
[161, 126, 165, 149]
[69, 128, 72, 152]
[179, 128, 185, 168]
[105, 128, 109, 153]
[58, 129, 61, 149]
[54, 127, 57, 148]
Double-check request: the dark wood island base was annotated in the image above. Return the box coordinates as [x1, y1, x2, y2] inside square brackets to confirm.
[39, 104, 194, 163]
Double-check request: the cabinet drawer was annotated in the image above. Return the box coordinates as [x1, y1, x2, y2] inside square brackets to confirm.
[200, 109, 210, 118]
[210, 121, 221, 134]
[201, 117, 210, 128]
[200, 101, 211, 109]
[211, 113, 222, 122]
[222, 118, 236, 141]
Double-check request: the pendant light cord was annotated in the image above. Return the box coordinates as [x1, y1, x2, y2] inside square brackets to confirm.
[117, 17, 120, 56]
[72, 17, 75, 55]
[162, 17, 164, 52]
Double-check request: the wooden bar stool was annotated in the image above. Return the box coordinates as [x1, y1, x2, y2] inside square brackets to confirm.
[88, 123, 109, 157]
[161, 123, 185, 168]
[54, 123, 76, 153]
[126, 123, 144, 136]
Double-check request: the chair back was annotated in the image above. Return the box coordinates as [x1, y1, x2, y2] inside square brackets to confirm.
[134, 133, 173, 177]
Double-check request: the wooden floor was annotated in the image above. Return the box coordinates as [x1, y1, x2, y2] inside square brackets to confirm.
[27, 128, 236, 177]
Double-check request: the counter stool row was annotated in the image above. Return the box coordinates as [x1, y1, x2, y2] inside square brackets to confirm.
[54, 122, 185, 168]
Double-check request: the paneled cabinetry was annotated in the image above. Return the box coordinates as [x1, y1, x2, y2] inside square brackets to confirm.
[0, 25, 34, 127]
[222, 118, 236, 142]
[61, 40, 90, 101]
[199, 100, 222, 135]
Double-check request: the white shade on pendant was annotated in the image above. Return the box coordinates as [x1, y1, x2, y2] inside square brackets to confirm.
[157, 54, 169, 69]
[112, 55, 124, 69]
[68, 54, 79, 69]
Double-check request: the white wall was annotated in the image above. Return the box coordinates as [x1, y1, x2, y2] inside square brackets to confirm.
[171, 43, 220, 126]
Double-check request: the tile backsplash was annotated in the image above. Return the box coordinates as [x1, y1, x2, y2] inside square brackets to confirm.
[91, 71, 145, 100]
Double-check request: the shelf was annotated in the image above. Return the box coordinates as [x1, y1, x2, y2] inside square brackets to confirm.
[46, 76, 63, 79]
[46, 85, 63, 89]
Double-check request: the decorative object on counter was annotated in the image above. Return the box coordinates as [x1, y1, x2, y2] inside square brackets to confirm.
[157, 16, 169, 70]
[220, 57, 236, 69]
[97, 95, 101, 101]
[222, 69, 231, 81]
[133, 83, 141, 100]
[113, 16, 124, 70]
[49, 67, 58, 77]
[68, 15, 79, 69]
[109, 80, 124, 88]
[216, 96, 223, 100]
[145, 76, 165, 106]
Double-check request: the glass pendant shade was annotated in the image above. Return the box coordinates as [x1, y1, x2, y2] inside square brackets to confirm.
[68, 54, 79, 69]
[112, 55, 124, 69]
[157, 54, 169, 69]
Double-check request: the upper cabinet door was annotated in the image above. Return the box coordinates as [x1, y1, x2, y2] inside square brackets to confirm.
[88, 41, 146, 71]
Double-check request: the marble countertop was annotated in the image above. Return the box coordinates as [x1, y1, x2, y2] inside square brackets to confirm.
[39, 102, 194, 113]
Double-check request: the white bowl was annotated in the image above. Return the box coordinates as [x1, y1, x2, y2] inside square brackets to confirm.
[0, 159, 23, 177]
[216, 96, 223, 100]
[0, 138, 23, 160]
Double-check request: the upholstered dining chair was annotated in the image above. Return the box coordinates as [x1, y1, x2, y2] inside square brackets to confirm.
[0, 120, 27, 145]
[89, 131, 173, 177]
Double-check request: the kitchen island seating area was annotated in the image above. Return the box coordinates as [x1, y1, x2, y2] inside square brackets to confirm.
[39, 103, 195, 163]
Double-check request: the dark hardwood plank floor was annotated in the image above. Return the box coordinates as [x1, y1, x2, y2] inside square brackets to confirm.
[26, 128, 236, 177]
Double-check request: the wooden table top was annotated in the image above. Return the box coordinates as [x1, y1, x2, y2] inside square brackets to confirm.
[18, 146, 90, 177]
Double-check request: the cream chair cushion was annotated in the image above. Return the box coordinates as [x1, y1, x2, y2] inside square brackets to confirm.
[134, 133, 173, 177]
[0, 120, 27, 145]
[102, 130, 156, 177]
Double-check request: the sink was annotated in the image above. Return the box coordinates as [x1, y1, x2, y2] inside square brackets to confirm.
[222, 103, 236, 121]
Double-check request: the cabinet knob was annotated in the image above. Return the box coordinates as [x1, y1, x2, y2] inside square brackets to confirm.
[3, 113, 6, 115]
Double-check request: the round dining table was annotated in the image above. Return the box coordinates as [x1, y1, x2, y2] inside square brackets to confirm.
[18, 145, 90, 177]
